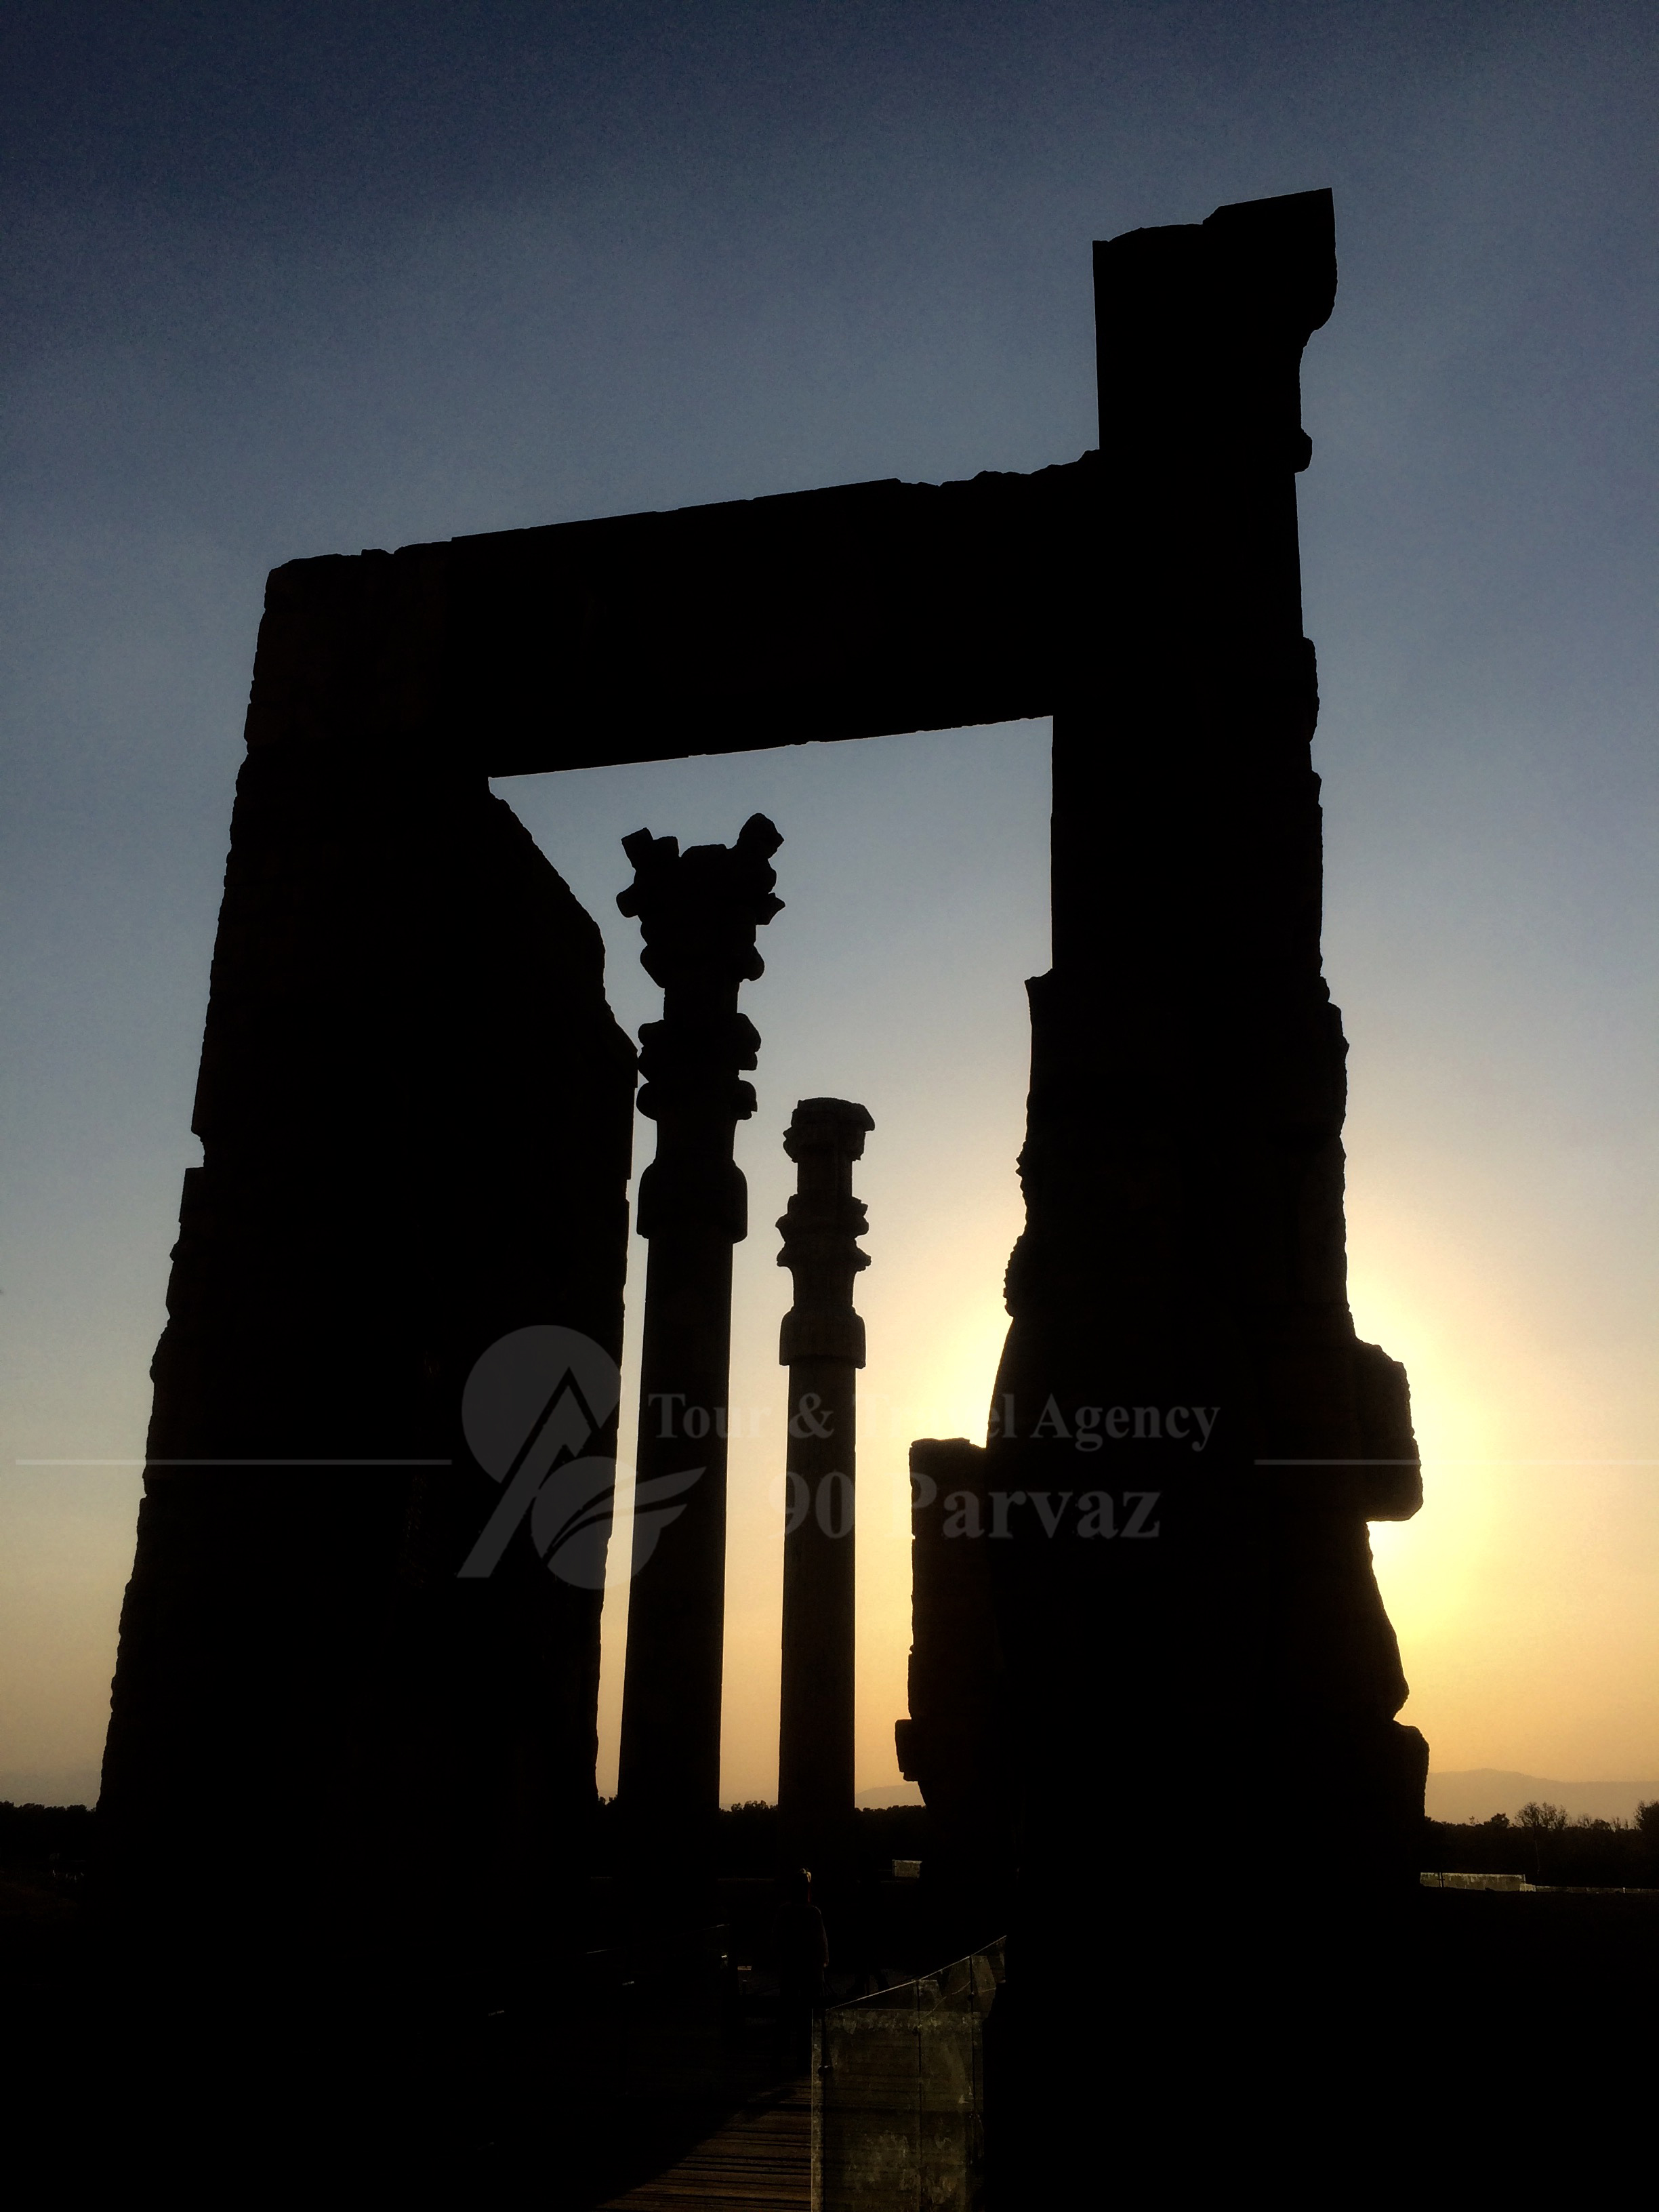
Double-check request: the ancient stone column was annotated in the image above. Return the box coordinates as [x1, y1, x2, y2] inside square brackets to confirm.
[994, 188, 1422, 1893]
[615, 814, 784, 1866]
[984, 188, 1426, 2192]
[775, 1098, 873, 1867]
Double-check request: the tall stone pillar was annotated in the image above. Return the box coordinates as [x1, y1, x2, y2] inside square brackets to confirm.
[895, 1437, 1013, 1952]
[98, 716, 638, 2004]
[615, 815, 784, 1874]
[985, 192, 1427, 2192]
[775, 1097, 873, 1868]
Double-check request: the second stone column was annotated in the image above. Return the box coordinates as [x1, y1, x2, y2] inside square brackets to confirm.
[776, 1097, 874, 1871]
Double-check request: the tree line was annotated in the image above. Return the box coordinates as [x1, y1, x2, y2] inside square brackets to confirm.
[8, 1793, 1657, 1892]
[1426, 1800, 1659, 1887]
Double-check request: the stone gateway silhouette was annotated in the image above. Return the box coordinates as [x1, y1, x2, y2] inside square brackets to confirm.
[99, 188, 1424, 2194]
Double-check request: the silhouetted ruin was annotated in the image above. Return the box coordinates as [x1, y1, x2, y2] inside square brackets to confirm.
[99, 760, 635, 1998]
[775, 1097, 873, 1870]
[895, 1440, 1013, 1949]
[614, 815, 783, 1882]
[94, 186, 1434, 2194]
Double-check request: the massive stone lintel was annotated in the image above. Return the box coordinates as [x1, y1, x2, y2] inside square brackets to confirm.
[233, 201, 1343, 782]
[241, 462, 1099, 774]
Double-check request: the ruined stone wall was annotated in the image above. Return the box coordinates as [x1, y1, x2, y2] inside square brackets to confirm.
[977, 194, 1429, 2198]
[100, 724, 636, 1994]
[895, 1439, 1015, 1950]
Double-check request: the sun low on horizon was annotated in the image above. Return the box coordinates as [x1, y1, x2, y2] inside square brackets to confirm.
[2, 4, 1655, 1820]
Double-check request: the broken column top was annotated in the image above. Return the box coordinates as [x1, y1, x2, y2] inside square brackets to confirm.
[783, 1097, 874, 1163]
[617, 812, 785, 992]
[778, 1098, 873, 1369]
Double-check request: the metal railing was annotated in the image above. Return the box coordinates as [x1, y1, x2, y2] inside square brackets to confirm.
[813, 1940, 1003, 2212]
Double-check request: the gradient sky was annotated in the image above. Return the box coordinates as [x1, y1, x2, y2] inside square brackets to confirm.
[1, 3, 1654, 1809]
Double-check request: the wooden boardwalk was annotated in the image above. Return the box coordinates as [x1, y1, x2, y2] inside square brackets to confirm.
[597, 2078, 812, 2210]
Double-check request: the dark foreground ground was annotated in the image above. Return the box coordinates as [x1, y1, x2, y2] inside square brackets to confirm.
[3, 1811, 1656, 2199]
[0, 1806, 935, 2201]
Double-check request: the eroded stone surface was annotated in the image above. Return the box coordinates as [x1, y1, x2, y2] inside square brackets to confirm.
[101, 746, 636, 1994]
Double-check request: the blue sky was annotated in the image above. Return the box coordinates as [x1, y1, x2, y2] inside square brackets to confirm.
[2, 2, 1654, 1803]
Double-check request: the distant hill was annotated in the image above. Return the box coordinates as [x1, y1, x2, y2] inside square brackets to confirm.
[855, 1783, 923, 1809]
[0, 1767, 98, 1809]
[1427, 1769, 1659, 1824]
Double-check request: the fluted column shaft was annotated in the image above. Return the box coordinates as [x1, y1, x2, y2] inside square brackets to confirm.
[615, 815, 783, 1864]
[776, 1098, 872, 1866]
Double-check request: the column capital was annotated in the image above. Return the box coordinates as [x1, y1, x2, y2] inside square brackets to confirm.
[777, 1098, 872, 1367]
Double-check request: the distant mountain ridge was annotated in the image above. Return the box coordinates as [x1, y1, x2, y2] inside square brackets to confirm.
[0, 1766, 100, 1809]
[856, 1783, 924, 1809]
[1427, 1769, 1659, 1824]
